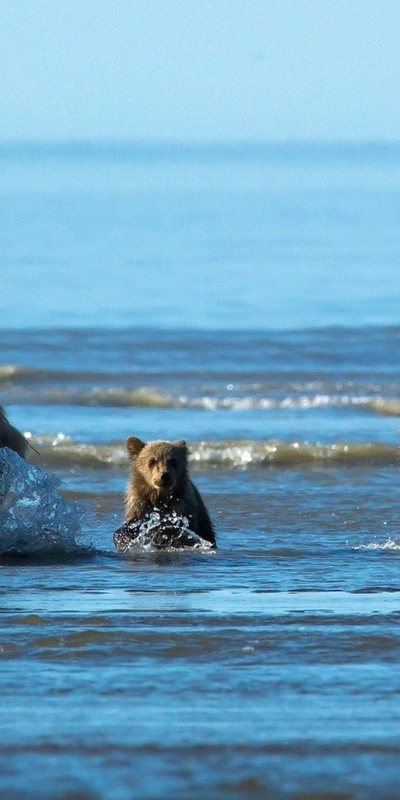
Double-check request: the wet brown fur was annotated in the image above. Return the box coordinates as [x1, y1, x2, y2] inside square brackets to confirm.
[0, 406, 27, 458]
[124, 436, 216, 545]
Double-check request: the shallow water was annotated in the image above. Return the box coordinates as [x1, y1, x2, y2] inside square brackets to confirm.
[1, 143, 400, 799]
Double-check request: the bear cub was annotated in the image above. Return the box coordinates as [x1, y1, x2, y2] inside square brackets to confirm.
[114, 436, 216, 551]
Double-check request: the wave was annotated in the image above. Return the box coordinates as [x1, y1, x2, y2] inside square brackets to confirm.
[363, 398, 400, 417]
[189, 440, 399, 466]
[2, 362, 400, 415]
[353, 538, 400, 551]
[2, 379, 400, 415]
[25, 435, 400, 469]
[22, 387, 174, 408]
[0, 364, 121, 384]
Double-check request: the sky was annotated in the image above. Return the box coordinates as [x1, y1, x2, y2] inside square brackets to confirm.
[0, 0, 399, 143]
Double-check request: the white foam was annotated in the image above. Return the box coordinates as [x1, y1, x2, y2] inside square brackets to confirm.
[353, 537, 400, 551]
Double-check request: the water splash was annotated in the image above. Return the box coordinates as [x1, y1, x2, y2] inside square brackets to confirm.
[0, 447, 85, 555]
[353, 538, 400, 551]
[114, 507, 215, 553]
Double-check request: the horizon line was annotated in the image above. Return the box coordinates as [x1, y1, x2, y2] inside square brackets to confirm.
[1, 137, 400, 148]
[0, 138, 399, 164]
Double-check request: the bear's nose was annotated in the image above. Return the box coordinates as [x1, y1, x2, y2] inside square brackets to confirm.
[160, 471, 172, 485]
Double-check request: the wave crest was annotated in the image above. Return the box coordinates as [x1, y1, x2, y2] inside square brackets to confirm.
[1, 373, 399, 415]
[26, 436, 400, 469]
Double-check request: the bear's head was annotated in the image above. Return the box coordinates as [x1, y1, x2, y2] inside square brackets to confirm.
[126, 437, 188, 497]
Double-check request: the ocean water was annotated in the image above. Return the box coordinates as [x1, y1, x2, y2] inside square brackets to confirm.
[1, 142, 400, 800]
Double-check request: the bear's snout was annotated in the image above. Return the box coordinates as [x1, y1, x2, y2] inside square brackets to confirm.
[158, 470, 173, 487]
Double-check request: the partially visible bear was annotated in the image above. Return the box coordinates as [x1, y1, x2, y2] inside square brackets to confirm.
[0, 406, 27, 458]
[114, 436, 216, 551]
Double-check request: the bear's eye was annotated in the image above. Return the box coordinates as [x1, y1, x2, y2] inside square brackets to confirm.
[168, 457, 177, 468]
[148, 457, 157, 468]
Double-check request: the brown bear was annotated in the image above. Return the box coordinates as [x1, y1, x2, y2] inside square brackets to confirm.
[0, 406, 27, 458]
[114, 436, 216, 551]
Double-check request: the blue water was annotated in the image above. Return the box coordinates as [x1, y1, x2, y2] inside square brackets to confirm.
[1, 141, 400, 329]
[1, 142, 400, 800]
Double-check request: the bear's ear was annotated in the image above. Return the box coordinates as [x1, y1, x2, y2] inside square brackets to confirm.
[126, 436, 146, 458]
[174, 439, 187, 451]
